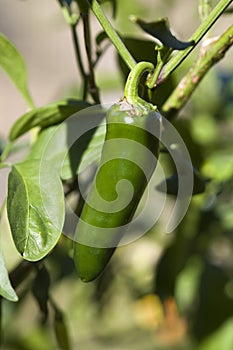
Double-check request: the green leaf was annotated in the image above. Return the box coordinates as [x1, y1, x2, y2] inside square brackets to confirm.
[0, 244, 18, 302]
[9, 99, 91, 141]
[7, 159, 65, 261]
[26, 109, 105, 180]
[0, 32, 33, 107]
[96, 30, 109, 47]
[61, 117, 105, 179]
[198, 318, 233, 350]
[192, 263, 233, 341]
[131, 17, 194, 50]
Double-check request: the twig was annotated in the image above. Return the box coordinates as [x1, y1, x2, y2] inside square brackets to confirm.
[161, 25, 233, 120]
[82, 11, 101, 104]
[159, 0, 233, 84]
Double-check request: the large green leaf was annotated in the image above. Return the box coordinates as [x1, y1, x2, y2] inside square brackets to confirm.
[26, 110, 106, 180]
[7, 160, 65, 261]
[0, 244, 18, 302]
[0, 32, 33, 107]
[9, 99, 91, 141]
[61, 117, 105, 179]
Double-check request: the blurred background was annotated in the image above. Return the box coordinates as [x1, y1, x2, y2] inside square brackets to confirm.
[0, 0, 233, 349]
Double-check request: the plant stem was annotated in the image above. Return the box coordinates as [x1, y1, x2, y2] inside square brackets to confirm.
[147, 48, 172, 89]
[162, 24, 233, 120]
[89, 0, 136, 69]
[0, 162, 11, 170]
[124, 61, 155, 107]
[199, 0, 212, 21]
[70, 24, 89, 100]
[56, 0, 89, 100]
[82, 12, 101, 104]
[159, 0, 233, 84]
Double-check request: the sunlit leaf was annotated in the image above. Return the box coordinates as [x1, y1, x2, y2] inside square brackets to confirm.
[9, 99, 90, 141]
[7, 160, 65, 261]
[0, 32, 33, 107]
[198, 318, 233, 350]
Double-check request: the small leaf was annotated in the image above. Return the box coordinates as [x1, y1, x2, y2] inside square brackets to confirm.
[0, 32, 33, 107]
[0, 244, 18, 301]
[131, 17, 194, 50]
[96, 31, 109, 47]
[7, 159, 65, 261]
[9, 99, 91, 141]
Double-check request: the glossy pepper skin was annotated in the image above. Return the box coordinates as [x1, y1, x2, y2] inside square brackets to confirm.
[73, 62, 161, 282]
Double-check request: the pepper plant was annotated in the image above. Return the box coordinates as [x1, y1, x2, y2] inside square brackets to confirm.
[0, 0, 233, 349]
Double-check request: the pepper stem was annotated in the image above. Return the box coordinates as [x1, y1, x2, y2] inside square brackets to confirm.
[124, 62, 155, 107]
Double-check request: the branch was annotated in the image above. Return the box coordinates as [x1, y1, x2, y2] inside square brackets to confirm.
[82, 12, 101, 104]
[159, 0, 233, 84]
[161, 25, 233, 120]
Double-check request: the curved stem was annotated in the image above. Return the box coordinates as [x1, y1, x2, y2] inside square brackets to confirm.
[124, 61, 154, 105]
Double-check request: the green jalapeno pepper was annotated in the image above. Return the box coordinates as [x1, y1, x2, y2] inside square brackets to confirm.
[74, 62, 162, 282]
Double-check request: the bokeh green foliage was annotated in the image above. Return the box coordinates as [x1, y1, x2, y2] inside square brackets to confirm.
[3, 45, 232, 350]
[0, 0, 233, 349]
